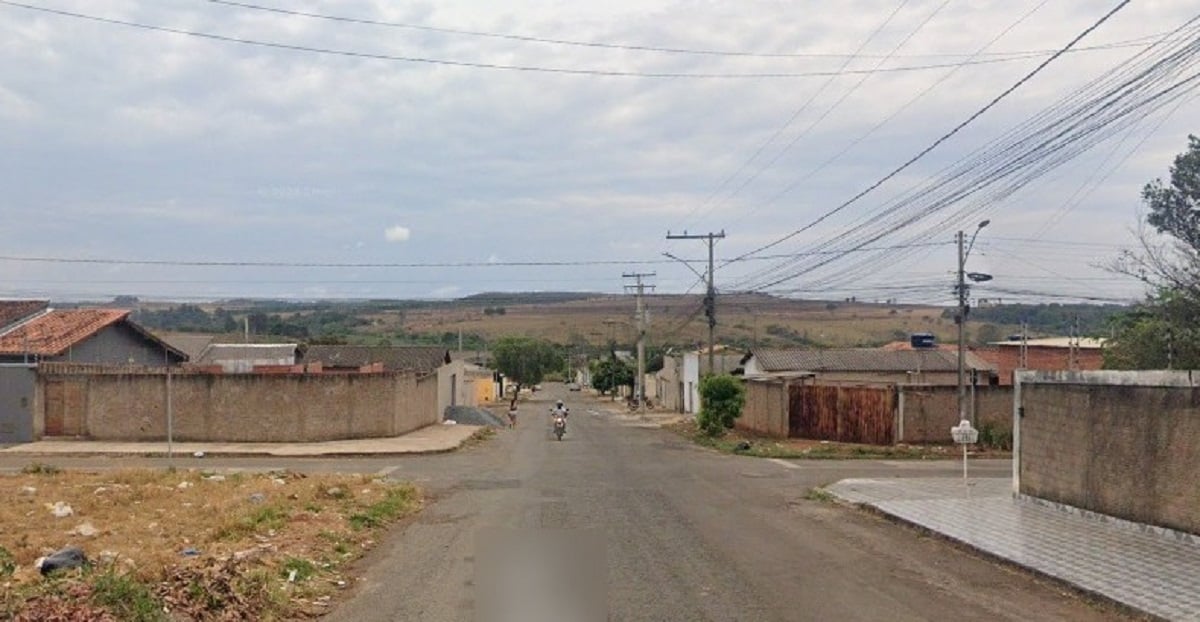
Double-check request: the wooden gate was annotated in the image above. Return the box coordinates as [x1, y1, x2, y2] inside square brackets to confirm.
[42, 379, 85, 437]
[788, 384, 895, 445]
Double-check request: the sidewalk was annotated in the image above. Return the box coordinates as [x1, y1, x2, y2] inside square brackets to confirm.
[0, 423, 483, 457]
[827, 477, 1200, 621]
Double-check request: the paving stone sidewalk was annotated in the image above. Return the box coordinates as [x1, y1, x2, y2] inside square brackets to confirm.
[0, 423, 482, 457]
[827, 477, 1200, 621]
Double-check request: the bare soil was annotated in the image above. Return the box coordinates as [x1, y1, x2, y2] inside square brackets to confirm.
[0, 466, 421, 620]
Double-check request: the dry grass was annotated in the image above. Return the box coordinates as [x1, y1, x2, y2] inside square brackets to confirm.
[0, 467, 422, 620]
[375, 296, 978, 347]
[667, 420, 1012, 460]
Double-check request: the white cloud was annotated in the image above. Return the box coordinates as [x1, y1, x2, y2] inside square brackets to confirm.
[384, 225, 412, 243]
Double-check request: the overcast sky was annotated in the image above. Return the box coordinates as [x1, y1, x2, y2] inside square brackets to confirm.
[2, 0, 1198, 304]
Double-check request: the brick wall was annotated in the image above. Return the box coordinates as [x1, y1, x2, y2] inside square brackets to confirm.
[36, 368, 439, 442]
[1018, 370, 1200, 535]
[976, 346, 1104, 385]
[897, 385, 1011, 443]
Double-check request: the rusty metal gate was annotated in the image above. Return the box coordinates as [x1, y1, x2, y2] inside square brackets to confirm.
[42, 378, 86, 437]
[788, 384, 895, 445]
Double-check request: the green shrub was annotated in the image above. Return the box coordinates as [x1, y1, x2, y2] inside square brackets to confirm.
[977, 421, 1013, 450]
[697, 374, 745, 437]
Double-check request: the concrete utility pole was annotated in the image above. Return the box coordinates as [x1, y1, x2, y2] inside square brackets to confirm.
[666, 230, 725, 375]
[956, 220, 989, 425]
[623, 272, 656, 410]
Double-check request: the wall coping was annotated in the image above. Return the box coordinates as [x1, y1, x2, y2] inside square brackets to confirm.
[1016, 369, 1200, 388]
[1016, 493, 1200, 544]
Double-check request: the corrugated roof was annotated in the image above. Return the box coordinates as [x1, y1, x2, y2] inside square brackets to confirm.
[990, 337, 1106, 349]
[750, 348, 995, 373]
[301, 345, 450, 372]
[198, 343, 299, 363]
[0, 300, 48, 329]
[0, 309, 130, 356]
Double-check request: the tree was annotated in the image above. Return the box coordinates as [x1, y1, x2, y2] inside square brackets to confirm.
[973, 323, 1003, 346]
[590, 356, 634, 397]
[697, 374, 745, 437]
[492, 337, 561, 408]
[1107, 135, 1200, 368]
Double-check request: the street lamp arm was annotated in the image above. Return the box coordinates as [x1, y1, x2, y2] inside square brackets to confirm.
[663, 252, 706, 280]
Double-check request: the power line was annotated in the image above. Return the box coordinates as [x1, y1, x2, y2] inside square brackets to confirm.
[203, 0, 1169, 61]
[0, 241, 953, 270]
[729, 1, 1199, 295]
[0, 1, 1114, 80]
[719, 0, 1051, 229]
[673, 0, 915, 227]
[728, 0, 1136, 269]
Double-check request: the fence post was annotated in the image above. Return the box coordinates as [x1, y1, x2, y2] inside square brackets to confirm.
[896, 386, 904, 444]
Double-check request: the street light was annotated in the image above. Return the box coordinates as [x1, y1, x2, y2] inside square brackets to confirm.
[957, 220, 990, 425]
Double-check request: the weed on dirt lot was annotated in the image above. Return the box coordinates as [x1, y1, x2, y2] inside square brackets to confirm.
[666, 420, 1011, 460]
[0, 467, 422, 620]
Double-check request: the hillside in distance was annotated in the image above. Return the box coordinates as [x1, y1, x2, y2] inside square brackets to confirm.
[364, 292, 960, 349]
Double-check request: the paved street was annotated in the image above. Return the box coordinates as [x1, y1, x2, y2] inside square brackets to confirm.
[313, 390, 1122, 622]
[0, 392, 1130, 621]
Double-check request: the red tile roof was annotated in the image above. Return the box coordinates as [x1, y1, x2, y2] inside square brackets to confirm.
[0, 300, 48, 328]
[0, 309, 131, 356]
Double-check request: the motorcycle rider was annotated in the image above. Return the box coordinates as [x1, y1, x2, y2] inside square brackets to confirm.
[551, 399, 569, 418]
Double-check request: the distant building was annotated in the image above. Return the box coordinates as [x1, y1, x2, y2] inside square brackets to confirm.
[743, 348, 996, 386]
[300, 345, 450, 374]
[196, 343, 299, 373]
[975, 337, 1106, 385]
[656, 346, 745, 414]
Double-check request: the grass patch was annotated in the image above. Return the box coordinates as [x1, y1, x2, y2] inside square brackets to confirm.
[667, 420, 1007, 460]
[804, 488, 835, 503]
[90, 569, 166, 622]
[348, 486, 418, 530]
[280, 557, 317, 582]
[20, 462, 61, 475]
[0, 469, 423, 620]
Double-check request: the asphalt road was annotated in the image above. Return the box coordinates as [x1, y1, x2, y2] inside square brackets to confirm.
[316, 389, 1124, 622]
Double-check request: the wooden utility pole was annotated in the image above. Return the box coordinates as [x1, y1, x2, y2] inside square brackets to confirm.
[666, 230, 725, 375]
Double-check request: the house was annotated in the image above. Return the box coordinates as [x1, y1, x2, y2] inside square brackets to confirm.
[655, 346, 745, 414]
[0, 308, 187, 366]
[743, 348, 997, 386]
[975, 337, 1106, 385]
[158, 333, 216, 363]
[0, 300, 49, 328]
[298, 345, 492, 417]
[196, 343, 299, 373]
[0, 308, 187, 443]
[300, 345, 450, 373]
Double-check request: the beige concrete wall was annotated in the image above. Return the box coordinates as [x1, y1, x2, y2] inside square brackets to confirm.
[37, 369, 438, 442]
[1018, 371, 1200, 535]
[738, 379, 789, 437]
[897, 385, 1011, 443]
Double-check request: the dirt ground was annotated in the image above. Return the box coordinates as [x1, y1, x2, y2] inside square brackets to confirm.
[0, 465, 421, 620]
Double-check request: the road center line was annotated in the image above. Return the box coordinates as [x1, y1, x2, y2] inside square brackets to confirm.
[767, 458, 800, 470]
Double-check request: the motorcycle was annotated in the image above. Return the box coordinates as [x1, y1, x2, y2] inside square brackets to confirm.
[553, 415, 566, 441]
